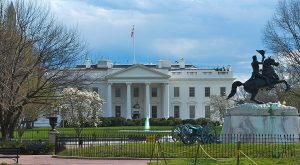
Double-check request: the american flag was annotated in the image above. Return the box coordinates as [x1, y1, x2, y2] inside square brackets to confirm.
[131, 25, 134, 38]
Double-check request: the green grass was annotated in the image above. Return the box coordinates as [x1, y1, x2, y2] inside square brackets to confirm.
[13, 126, 173, 139]
[58, 142, 299, 159]
[147, 158, 300, 165]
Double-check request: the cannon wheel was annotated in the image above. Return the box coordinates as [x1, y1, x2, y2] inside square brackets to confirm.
[201, 122, 217, 144]
[181, 125, 195, 144]
[171, 125, 182, 142]
[172, 124, 196, 144]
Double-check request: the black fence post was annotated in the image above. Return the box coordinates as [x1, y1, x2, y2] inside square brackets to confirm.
[237, 141, 241, 165]
[194, 142, 200, 165]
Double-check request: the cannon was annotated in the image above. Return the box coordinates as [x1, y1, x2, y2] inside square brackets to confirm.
[171, 123, 218, 144]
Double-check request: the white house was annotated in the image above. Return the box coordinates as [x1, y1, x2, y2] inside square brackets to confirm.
[75, 58, 235, 120]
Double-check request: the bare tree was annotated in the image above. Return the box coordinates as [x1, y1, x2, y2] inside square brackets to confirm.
[0, 0, 86, 140]
[263, 0, 300, 91]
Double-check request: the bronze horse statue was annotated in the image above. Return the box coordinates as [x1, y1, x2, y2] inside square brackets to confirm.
[227, 57, 290, 104]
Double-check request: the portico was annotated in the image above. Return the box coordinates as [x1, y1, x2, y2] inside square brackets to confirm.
[105, 65, 170, 119]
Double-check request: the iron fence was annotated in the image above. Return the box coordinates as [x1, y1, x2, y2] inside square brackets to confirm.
[55, 133, 297, 158]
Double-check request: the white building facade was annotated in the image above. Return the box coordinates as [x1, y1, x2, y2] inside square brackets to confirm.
[76, 59, 235, 120]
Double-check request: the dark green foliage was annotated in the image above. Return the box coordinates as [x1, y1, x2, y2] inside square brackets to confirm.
[149, 118, 168, 126]
[0, 163, 9, 165]
[110, 117, 127, 126]
[0, 141, 54, 155]
[94, 117, 218, 127]
[98, 117, 111, 126]
[195, 118, 210, 126]
[166, 117, 182, 126]
[182, 119, 197, 125]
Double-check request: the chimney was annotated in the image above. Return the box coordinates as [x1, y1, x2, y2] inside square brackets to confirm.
[85, 59, 92, 69]
[179, 58, 185, 69]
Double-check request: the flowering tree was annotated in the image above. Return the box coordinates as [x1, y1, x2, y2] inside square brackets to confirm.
[209, 95, 234, 122]
[60, 88, 103, 136]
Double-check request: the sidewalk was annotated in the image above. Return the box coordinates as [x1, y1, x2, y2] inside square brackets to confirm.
[0, 155, 150, 165]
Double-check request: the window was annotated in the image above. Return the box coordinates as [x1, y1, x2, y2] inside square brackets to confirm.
[151, 106, 157, 118]
[205, 87, 210, 97]
[174, 106, 180, 118]
[220, 87, 226, 96]
[92, 87, 98, 94]
[205, 106, 210, 118]
[115, 106, 121, 117]
[133, 87, 139, 97]
[189, 87, 195, 97]
[174, 87, 180, 97]
[152, 88, 157, 97]
[115, 87, 121, 97]
[189, 105, 195, 118]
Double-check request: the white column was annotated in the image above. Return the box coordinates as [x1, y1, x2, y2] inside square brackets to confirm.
[107, 83, 112, 117]
[163, 83, 170, 118]
[126, 83, 132, 119]
[145, 83, 150, 118]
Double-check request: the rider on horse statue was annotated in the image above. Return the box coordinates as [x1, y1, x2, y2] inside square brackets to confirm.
[227, 49, 291, 104]
[251, 50, 272, 89]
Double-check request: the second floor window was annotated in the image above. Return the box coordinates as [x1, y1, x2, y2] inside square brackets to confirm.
[115, 87, 121, 97]
[133, 87, 139, 97]
[174, 87, 180, 97]
[205, 87, 210, 97]
[152, 88, 157, 97]
[189, 87, 195, 97]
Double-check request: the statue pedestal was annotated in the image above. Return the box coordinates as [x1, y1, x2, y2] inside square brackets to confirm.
[48, 130, 59, 144]
[221, 103, 300, 143]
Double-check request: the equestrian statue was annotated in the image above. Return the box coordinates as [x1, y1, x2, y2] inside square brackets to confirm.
[227, 50, 291, 104]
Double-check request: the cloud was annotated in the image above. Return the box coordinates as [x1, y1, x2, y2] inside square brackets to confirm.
[46, 0, 279, 75]
[234, 73, 250, 82]
[151, 38, 199, 58]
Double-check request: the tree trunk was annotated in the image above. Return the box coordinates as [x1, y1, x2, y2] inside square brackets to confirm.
[0, 106, 22, 140]
[1, 128, 9, 141]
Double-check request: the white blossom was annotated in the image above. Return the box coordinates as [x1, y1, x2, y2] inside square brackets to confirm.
[59, 87, 103, 136]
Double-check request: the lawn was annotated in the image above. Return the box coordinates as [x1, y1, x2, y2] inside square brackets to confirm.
[147, 158, 300, 165]
[14, 126, 174, 139]
[57, 141, 299, 159]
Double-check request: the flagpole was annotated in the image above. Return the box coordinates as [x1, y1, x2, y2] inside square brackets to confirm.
[132, 25, 136, 64]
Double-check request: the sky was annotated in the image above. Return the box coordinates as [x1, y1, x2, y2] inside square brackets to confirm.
[47, 0, 279, 81]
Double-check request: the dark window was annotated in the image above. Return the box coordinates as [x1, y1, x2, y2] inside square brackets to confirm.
[151, 106, 157, 118]
[205, 106, 210, 118]
[92, 87, 98, 94]
[133, 87, 139, 97]
[115, 87, 121, 97]
[174, 106, 180, 118]
[205, 87, 210, 97]
[174, 87, 180, 97]
[189, 87, 195, 97]
[189, 105, 195, 118]
[220, 87, 226, 96]
[115, 106, 121, 117]
[152, 88, 157, 97]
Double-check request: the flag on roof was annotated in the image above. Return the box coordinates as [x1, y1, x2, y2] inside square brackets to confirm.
[131, 25, 134, 38]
